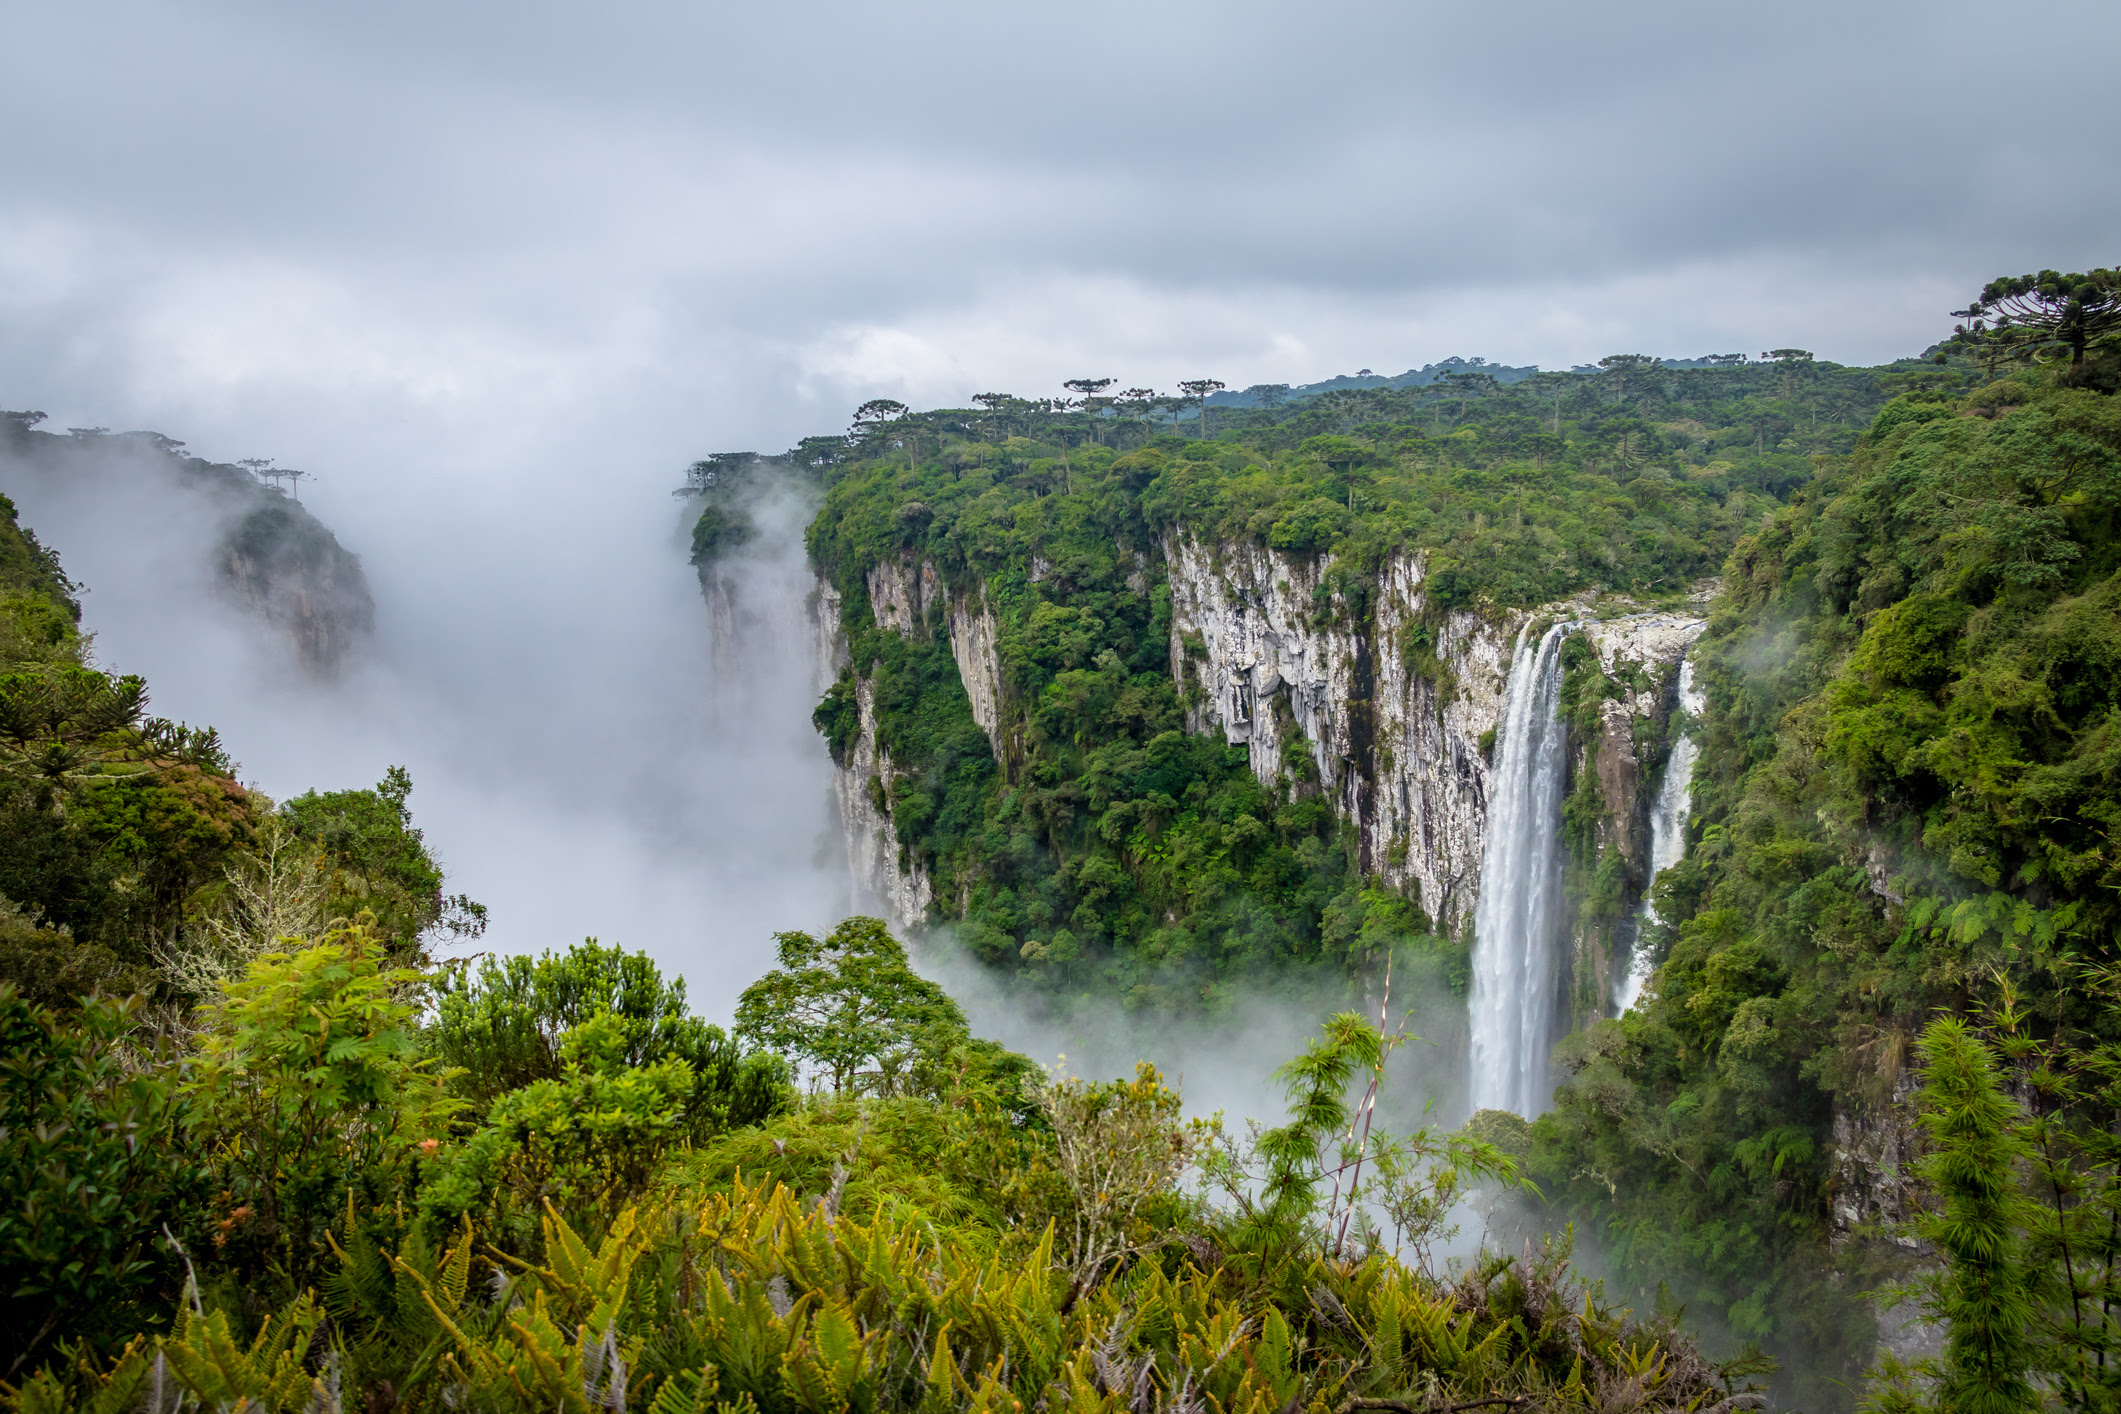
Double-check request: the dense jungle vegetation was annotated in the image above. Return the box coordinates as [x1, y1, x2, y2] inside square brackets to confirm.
[756, 354, 1938, 1012]
[0, 490, 1764, 1414]
[1522, 320, 2121, 1405]
[691, 266, 2121, 1409]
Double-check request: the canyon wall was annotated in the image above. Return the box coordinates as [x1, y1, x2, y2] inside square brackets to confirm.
[1, 422, 374, 674]
[1162, 535, 1705, 940]
[217, 499, 374, 673]
[815, 534, 1707, 963]
[803, 560, 985, 922]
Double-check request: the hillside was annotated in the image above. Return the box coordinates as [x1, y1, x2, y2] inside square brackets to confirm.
[0, 413, 373, 672]
[690, 306, 2121, 1405]
[768, 352, 1930, 1019]
[1526, 367, 2121, 1397]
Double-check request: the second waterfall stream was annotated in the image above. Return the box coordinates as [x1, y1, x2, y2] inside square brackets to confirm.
[1616, 657, 1707, 1011]
[1468, 622, 1575, 1119]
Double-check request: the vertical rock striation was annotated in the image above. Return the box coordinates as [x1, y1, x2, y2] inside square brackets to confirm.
[1163, 535, 1705, 937]
[831, 671, 935, 924]
[1161, 536, 1512, 933]
[812, 556, 1000, 925]
[815, 536, 1707, 948]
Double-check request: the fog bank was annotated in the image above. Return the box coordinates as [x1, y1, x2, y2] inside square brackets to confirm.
[0, 423, 848, 1020]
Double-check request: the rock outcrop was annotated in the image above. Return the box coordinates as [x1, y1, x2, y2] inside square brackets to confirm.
[946, 584, 1005, 757]
[216, 497, 375, 673]
[0, 421, 374, 675]
[818, 535, 1709, 946]
[814, 559, 997, 922]
[1162, 535, 1705, 938]
[831, 669, 935, 924]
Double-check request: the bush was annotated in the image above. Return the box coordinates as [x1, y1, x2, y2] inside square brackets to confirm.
[0, 987, 200, 1376]
[182, 920, 451, 1295]
[419, 1010, 700, 1238]
[1266, 496, 1351, 555]
[279, 766, 485, 952]
[428, 935, 790, 1129]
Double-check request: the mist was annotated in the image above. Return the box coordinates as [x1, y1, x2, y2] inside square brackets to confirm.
[6, 0, 2116, 1118]
[0, 422, 1448, 1132]
[910, 924, 1472, 1132]
[0, 425, 851, 1022]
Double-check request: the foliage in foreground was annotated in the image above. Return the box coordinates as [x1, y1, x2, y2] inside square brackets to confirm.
[3, 926, 1766, 1413]
[11, 1178, 1762, 1414]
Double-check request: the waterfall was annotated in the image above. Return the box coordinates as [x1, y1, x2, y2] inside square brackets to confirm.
[1469, 622, 1574, 1119]
[1616, 657, 1705, 1012]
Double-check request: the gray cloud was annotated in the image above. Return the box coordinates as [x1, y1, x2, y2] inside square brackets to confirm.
[12, 2, 2115, 337]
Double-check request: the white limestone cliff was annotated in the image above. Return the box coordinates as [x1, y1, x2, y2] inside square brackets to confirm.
[1163, 534, 1706, 935]
[818, 539, 1707, 941]
[815, 557, 1002, 926]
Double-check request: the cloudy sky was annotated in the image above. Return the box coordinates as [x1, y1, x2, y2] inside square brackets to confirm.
[9, 0, 2118, 455]
[2, 0, 2116, 1020]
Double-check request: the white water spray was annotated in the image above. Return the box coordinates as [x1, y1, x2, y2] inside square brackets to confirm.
[1469, 622, 1574, 1119]
[1616, 657, 1705, 1012]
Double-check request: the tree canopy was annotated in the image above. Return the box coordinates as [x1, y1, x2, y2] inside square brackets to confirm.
[735, 916, 968, 1094]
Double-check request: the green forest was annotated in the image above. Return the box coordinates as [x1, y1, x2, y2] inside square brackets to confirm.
[3, 264, 2120, 1413]
[0, 440, 1758, 1414]
[785, 351, 1932, 1013]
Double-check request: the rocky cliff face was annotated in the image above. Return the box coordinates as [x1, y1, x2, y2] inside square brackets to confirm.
[0, 422, 374, 675]
[1829, 1072, 1927, 1248]
[816, 534, 1708, 952]
[217, 499, 374, 674]
[865, 558, 1008, 758]
[1163, 534, 1706, 939]
[1163, 536, 1503, 934]
[832, 668, 936, 924]
[1565, 610, 1713, 1009]
[806, 562, 974, 922]
[1827, 1070, 1941, 1367]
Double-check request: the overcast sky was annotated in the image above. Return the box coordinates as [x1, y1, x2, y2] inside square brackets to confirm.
[2, 0, 2116, 1020]
[8, 0, 2118, 459]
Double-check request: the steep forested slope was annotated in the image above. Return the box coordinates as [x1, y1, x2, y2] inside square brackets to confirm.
[749, 355, 1924, 1016]
[0, 412, 373, 672]
[1524, 371, 2121, 1401]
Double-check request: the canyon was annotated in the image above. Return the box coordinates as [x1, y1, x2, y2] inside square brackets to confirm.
[806, 530, 1711, 1061]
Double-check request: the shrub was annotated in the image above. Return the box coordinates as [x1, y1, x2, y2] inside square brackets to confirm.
[182, 920, 452, 1294]
[428, 936, 790, 1130]
[0, 988, 200, 1377]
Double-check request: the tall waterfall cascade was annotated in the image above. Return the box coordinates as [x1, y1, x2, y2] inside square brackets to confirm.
[1616, 657, 1706, 1012]
[1468, 623, 1575, 1119]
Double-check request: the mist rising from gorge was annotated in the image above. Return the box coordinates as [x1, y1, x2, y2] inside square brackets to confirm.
[0, 425, 849, 1021]
[0, 424, 1464, 1120]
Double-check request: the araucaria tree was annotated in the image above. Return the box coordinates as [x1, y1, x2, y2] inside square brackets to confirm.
[1063, 378, 1116, 445]
[1595, 353, 1658, 403]
[1177, 378, 1226, 437]
[1953, 266, 2121, 369]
